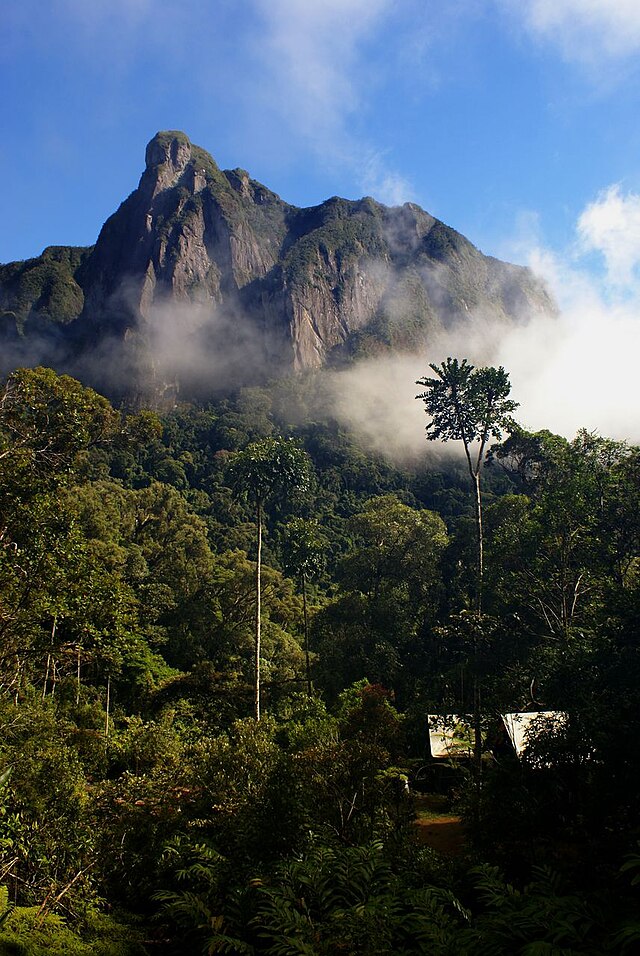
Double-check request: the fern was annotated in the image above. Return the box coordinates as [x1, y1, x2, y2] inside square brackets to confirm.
[612, 922, 640, 954]
[620, 844, 640, 887]
[0, 884, 13, 928]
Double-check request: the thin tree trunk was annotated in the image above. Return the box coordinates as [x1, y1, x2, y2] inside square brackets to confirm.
[42, 615, 57, 700]
[460, 428, 484, 616]
[255, 497, 262, 721]
[302, 572, 311, 696]
[462, 460, 484, 819]
[35, 864, 93, 923]
[104, 674, 111, 741]
[42, 654, 51, 700]
[13, 657, 22, 705]
[473, 659, 482, 829]
[470, 471, 484, 826]
[473, 471, 483, 616]
[76, 645, 81, 706]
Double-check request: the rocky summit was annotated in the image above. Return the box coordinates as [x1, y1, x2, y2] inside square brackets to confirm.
[0, 131, 555, 403]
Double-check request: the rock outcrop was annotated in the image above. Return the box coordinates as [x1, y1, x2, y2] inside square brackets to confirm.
[0, 131, 556, 402]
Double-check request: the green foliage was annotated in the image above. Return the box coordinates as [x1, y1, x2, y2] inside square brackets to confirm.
[416, 358, 518, 452]
[279, 518, 327, 583]
[0, 695, 103, 912]
[180, 839, 467, 956]
[0, 363, 639, 953]
[227, 437, 312, 508]
[0, 246, 90, 326]
[283, 199, 386, 289]
[458, 863, 613, 955]
[154, 840, 246, 955]
[313, 495, 447, 699]
[0, 366, 122, 488]
[0, 905, 145, 955]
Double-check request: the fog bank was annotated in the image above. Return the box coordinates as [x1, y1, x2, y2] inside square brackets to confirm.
[327, 190, 640, 460]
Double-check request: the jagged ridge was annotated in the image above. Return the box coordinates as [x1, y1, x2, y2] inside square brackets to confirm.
[0, 131, 556, 402]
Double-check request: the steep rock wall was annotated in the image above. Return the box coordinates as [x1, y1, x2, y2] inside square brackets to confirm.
[0, 132, 556, 402]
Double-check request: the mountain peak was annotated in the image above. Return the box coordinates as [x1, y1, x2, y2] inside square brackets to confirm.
[0, 133, 556, 404]
[145, 130, 193, 172]
[143, 131, 225, 197]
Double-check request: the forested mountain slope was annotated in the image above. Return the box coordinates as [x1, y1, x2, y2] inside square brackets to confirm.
[0, 364, 639, 953]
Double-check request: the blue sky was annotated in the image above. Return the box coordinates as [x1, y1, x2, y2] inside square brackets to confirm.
[3, 0, 640, 267]
[2, 0, 640, 439]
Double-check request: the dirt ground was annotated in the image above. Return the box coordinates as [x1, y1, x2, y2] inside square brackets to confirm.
[412, 793, 466, 856]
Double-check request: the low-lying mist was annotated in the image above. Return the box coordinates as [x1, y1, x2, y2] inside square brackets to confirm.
[4, 185, 638, 463]
[326, 237, 640, 461]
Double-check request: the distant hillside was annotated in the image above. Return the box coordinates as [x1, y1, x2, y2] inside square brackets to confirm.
[0, 131, 556, 404]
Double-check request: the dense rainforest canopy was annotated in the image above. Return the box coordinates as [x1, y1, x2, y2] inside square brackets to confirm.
[0, 365, 639, 954]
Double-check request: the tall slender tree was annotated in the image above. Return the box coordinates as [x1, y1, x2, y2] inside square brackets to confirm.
[227, 438, 311, 720]
[416, 358, 518, 614]
[416, 358, 518, 811]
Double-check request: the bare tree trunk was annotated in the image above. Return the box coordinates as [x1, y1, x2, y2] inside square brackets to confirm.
[42, 615, 57, 700]
[473, 471, 483, 616]
[469, 468, 484, 820]
[13, 658, 21, 705]
[460, 430, 484, 616]
[76, 645, 81, 706]
[255, 497, 262, 721]
[104, 674, 111, 741]
[42, 654, 51, 700]
[302, 572, 311, 696]
[473, 635, 482, 829]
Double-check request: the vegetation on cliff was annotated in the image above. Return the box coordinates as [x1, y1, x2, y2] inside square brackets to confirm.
[0, 133, 555, 398]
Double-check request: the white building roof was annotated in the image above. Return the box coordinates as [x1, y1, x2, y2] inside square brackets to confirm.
[428, 715, 474, 759]
[501, 711, 568, 757]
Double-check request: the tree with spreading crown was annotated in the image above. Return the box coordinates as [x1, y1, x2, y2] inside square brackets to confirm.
[416, 358, 518, 614]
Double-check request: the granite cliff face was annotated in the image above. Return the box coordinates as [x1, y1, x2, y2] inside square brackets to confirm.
[0, 131, 555, 402]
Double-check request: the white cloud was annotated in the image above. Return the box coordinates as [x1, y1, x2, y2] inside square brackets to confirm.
[252, 0, 414, 201]
[329, 186, 640, 456]
[361, 153, 414, 205]
[486, 192, 640, 442]
[254, 0, 387, 109]
[577, 185, 640, 289]
[496, 290, 640, 442]
[511, 0, 640, 61]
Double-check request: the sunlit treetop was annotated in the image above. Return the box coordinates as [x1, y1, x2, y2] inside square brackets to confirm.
[416, 357, 519, 460]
